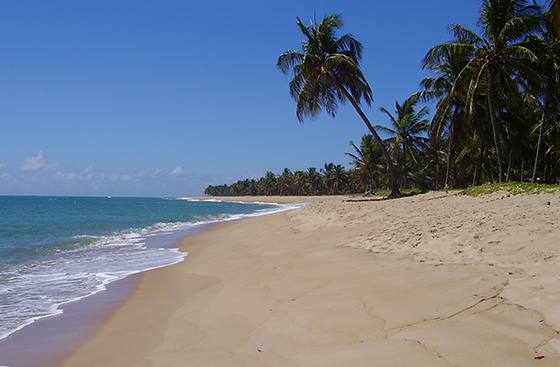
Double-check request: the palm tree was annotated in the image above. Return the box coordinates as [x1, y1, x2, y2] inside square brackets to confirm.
[277, 168, 293, 195]
[346, 134, 385, 194]
[261, 171, 277, 195]
[305, 167, 322, 194]
[277, 14, 401, 197]
[321, 163, 336, 194]
[433, 0, 542, 182]
[320, 163, 347, 194]
[377, 96, 430, 189]
[528, 7, 560, 182]
[417, 28, 474, 188]
[290, 170, 306, 195]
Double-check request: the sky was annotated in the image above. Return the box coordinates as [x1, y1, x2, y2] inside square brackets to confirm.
[0, 0, 484, 197]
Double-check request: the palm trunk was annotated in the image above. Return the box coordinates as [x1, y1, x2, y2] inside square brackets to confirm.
[336, 85, 401, 197]
[473, 145, 484, 186]
[507, 150, 512, 182]
[473, 164, 479, 186]
[402, 142, 408, 189]
[444, 107, 459, 188]
[487, 77, 505, 183]
[445, 144, 453, 189]
[532, 110, 546, 183]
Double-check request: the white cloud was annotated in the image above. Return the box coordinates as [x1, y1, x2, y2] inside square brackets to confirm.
[129, 169, 163, 178]
[20, 151, 57, 170]
[0, 162, 8, 169]
[169, 166, 184, 176]
[0, 161, 205, 196]
[56, 168, 94, 181]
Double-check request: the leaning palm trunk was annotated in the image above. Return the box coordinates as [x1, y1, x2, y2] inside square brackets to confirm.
[333, 79, 400, 197]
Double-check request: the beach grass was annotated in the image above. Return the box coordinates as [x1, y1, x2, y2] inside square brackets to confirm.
[458, 182, 560, 197]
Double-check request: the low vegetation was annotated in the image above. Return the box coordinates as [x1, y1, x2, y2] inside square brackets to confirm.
[458, 182, 560, 196]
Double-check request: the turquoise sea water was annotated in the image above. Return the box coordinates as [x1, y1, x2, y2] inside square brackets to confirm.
[0, 196, 302, 341]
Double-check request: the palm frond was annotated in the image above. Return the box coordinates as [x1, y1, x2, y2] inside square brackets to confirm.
[547, 0, 560, 37]
[276, 50, 304, 75]
[447, 23, 484, 45]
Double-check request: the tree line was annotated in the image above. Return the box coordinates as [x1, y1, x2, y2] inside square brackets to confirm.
[205, 164, 372, 196]
[206, 1, 560, 197]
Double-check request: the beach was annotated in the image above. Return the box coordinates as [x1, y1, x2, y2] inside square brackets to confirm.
[59, 191, 560, 366]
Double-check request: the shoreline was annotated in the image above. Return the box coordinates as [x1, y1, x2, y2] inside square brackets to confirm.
[59, 192, 560, 366]
[0, 272, 141, 367]
[0, 198, 303, 367]
[0, 224, 210, 367]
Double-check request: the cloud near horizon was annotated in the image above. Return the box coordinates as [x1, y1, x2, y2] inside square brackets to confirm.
[1, 159, 232, 196]
[55, 167, 165, 182]
[169, 166, 184, 176]
[20, 151, 58, 170]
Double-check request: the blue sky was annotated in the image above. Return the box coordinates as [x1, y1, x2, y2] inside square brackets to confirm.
[0, 0, 482, 197]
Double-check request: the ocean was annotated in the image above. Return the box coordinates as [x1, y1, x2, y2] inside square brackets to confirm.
[0, 196, 303, 342]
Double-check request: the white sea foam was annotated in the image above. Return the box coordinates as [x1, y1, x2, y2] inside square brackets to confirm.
[0, 236, 187, 341]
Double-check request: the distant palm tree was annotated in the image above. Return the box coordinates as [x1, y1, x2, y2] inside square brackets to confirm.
[261, 171, 277, 195]
[291, 170, 307, 195]
[321, 162, 348, 194]
[277, 14, 401, 197]
[321, 163, 336, 194]
[346, 134, 385, 194]
[305, 167, 322, 194]
[277, 168, 293, 195]
[377, 96, 430, 189]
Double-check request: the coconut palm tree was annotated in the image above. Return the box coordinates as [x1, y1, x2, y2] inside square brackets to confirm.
[346, 134, 385, 194]
[320, 162, 348, 194]
[433, 0, 542, 182]
[277, 168, 293, 195]
[277, 14, 401, 197]
[321, 163, 337, 194]
[417, 28, 475, 188]
[527, 7, 560, 182]
[261, 171, 277, 195]
[377, 96, 430, 189]
[305, 167, 323, 194]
